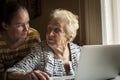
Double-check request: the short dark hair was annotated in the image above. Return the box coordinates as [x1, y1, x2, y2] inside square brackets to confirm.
[2, 1, 27, 24]
[0, 1, 27, 31]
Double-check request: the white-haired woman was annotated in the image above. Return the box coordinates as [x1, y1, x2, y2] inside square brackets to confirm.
[7, 9, 80, 80]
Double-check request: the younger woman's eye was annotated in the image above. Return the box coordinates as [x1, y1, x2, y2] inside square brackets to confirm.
[15, 22, 29, 27]
[16, 23, 23, 27]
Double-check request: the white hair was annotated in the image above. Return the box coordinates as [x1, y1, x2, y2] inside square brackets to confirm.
[50, 9, 79, 41]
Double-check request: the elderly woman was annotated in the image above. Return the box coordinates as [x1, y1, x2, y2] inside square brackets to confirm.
[7, 9, 80, 80]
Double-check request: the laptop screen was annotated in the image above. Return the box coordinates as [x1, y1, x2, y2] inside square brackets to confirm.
[75, 45, 120, 80]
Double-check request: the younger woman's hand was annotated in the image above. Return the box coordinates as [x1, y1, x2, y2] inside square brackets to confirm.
[25, 70, 50, 80]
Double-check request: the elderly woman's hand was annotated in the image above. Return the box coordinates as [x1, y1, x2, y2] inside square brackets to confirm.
[25, 70, 50, 80]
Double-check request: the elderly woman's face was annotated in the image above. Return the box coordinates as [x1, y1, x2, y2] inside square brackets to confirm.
[46, 18, 68, 47]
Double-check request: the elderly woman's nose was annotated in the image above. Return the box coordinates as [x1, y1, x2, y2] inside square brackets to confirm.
[49, 30, 54, 36]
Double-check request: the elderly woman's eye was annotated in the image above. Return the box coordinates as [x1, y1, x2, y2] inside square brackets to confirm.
[54, 28, 61, 33]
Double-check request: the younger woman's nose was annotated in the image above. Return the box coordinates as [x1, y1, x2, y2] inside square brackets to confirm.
[23, 23, 29, 31]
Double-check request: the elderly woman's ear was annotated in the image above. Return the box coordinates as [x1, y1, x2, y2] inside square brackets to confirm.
[67, 35, 72, 42]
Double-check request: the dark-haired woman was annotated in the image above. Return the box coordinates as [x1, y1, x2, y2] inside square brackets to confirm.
[0, 2, 41, 80]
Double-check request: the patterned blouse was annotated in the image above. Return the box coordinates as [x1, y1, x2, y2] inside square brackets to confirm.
[7, 41, 80, 77]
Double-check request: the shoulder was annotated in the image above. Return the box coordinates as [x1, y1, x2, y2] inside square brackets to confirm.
[69, 42, 80, 50]
[31, 41, 49, 51]
[69, 42, 81, 57]
[30, 41, 51, 58]
[28, 27, 40, 36]
[31, 41, 52, 53]
[27, 27, 41, 42]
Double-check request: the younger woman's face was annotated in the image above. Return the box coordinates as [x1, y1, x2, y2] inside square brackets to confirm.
[6, 9, 30, 41]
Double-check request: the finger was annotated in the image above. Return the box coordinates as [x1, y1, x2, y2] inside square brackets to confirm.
[34, 70, 50, 80]
[38, 71, 50, 80]
[34, 71, 46, 80]
[31, 72, 39, 80]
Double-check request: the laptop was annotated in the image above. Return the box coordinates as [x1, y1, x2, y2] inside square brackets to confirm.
[50, 75, 74, 80]
[50, 45, 120, 80]
[75, 45, 120, 80]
